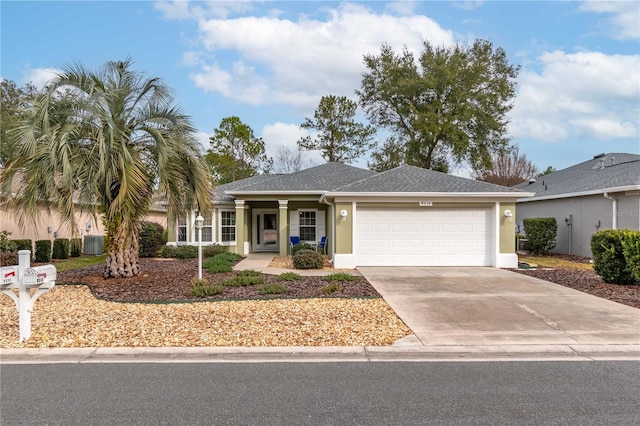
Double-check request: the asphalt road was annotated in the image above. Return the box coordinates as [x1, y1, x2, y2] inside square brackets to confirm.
[2, 361, 639, 425]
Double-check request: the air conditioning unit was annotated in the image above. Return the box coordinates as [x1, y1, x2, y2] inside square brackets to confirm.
[83, 235, 104, 255]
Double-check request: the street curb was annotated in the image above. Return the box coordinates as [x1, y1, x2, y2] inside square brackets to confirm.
[2, 344, 639, 364]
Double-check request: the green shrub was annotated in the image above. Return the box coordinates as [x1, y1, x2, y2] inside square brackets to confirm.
[293, 250, 323, 269]
[175, 245, 198, 259]
[52, 238, 70, 260]
[159, 245, 179, 258]
[220, 276, 264, 287]
[204, 259, 232, 274]
[591, 230, 636, 284]
[523, 217, 557, 255]
[35, 240, 52, 263]
[259, 283, 290, 295]
[12, 239, 32, 252]
[202, 244, 228, 258]
[324, 272, 357, 282]
[69, 238, 82, 257]
[621, 230, 640, 283]
[0, 231, 17, 254]
[237, 269, 261, 277]
[190, 279, 225, 297]
[138, 221, 165, 257]
[292, 242, 315, 255]
[275, 272, 302, 281]
[321, 283, 340, 293]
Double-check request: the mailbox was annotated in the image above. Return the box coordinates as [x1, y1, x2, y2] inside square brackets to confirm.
[1, 266, 19, 286]
[22, 265, 57, 288]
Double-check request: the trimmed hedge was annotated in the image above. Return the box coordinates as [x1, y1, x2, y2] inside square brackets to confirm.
[52, 238, 69, 260]
[523, 217, 557, 255]
[621, 230, 640, 283]
[292, 242, 315, 256]
[293, 250, 323, 269]
[35, 240, 52, 263]
[12, 239, 33, 252]
[591, 230, 636, 284]
[139, 221, 165, 258]
[70, 238, 82, 257]
[202, 245, 228, 258]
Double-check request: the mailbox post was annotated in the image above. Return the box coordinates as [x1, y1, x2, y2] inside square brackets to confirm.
[0, 250, 56, 341]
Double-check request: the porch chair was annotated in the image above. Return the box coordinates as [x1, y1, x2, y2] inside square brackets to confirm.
[289, 236, 300, 252]
[317, 236, 327, 255]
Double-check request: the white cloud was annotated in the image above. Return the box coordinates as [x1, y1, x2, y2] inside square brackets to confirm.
[452, 1, 485, 11]
[385, 1, 418, 16]
[154, 0, 255, 20]
[22, 67, 60, 89]
[510, 50, 639, 142]
[194, 131, 212, 153]
[579, 0, 640, 40]
[188, 3, 454, 110]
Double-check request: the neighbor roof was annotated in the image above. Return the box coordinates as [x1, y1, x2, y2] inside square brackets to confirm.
[335, 165, 524, 193]
[514, 153, 640, 201]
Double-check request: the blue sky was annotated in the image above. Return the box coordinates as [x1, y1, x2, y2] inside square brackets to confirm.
[1, 0, 639, 174]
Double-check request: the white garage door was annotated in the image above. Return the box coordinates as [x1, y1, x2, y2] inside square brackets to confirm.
[356, 207, 492, 266]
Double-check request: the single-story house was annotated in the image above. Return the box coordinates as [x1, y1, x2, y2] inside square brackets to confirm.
[513, 152, 640, 258]
[169, 162, 532, 268]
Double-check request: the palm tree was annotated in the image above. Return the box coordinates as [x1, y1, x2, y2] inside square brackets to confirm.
[0, 59, 212, 278]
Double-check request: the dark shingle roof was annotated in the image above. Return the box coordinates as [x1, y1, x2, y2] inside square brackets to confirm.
[335, 165, 524, 193]
[226, 162, 378, 193]
[513, 153, 640, 200]
[213, 174, 281, 202]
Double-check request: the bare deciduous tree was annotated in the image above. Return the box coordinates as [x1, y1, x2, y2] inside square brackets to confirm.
[473, 146, 539, 187]
[273, 145, 313, 174]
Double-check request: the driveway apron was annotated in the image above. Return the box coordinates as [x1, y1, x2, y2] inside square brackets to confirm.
[358, 267, 640, 346]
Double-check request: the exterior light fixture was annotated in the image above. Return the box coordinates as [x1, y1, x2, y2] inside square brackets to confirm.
[504, 210, 513, 217]
[195, 215, 204, 280]
[339, 209, 348, 221]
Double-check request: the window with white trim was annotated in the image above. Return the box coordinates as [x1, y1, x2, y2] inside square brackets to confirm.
[299, 211, 316, 241]
[196, 216, 213, 243]
[177, 215, 187, 243]
[220, 210, 236, 243]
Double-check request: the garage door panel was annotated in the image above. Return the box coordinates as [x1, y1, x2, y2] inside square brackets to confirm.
[356, 207, 492, 266]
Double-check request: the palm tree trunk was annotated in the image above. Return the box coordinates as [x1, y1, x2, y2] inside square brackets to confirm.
[104, 227, 140, 278]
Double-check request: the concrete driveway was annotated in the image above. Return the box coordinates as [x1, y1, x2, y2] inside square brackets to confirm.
[358, 267, 640, 347]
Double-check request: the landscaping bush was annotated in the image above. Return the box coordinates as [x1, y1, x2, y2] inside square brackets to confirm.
[202, 244, 228, 258]
[11, 239, 32, 252]
[0, 231, 17, 266]
[293, 250, 323, 269]
[159, 245, 179, 258]
[324, 272, 357, 282]
[591, 230, 636, 284]
[292, 242, 315, 256]
[237, 269, 261, 277]
[138, 221, 165, 258]
[69, 238, 82, 257]
[175, 245, 198, 259]
[259, 283, 290, 295]
[321, 283, 340, 294]
[35, 240, 52, 263]
[621, 230, 640, 283]
[52, 238, 70, 260]
[220, 276, 264, 287]
[275, 272, 302, 281]
[190, 279, 225, 297]
[523, 217, 557, 255]
[203, 252, 242, 274]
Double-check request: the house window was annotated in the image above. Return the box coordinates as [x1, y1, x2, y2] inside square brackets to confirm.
[196, 217, 213, 243]
[299, 211, 316, 241]
[220, 211, 236, 243]
[177, 216, 187, 243]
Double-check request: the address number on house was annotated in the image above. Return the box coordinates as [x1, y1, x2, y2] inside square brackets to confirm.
[419, 201, 433, 207]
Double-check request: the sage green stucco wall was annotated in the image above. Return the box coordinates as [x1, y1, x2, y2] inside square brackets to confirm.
[335, 202, 353, 254]
[499, 202, 516, 253]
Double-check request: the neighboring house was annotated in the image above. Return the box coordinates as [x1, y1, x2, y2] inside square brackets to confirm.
[514, 153, 640, 258]
[168, 162, 531, 268]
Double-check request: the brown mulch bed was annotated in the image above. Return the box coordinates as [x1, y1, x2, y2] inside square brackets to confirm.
[512, 262, 640, 310]
[57, 258, 379, 303]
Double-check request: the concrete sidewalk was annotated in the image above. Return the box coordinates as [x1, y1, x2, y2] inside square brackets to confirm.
[233, 253, 360, 276]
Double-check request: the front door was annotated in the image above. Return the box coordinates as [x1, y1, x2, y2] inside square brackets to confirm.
[253, 210, 278, 251]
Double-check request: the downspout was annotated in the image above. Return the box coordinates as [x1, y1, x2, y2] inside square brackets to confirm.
[319, 193, 336, 263]
[604, 193, 617, 229]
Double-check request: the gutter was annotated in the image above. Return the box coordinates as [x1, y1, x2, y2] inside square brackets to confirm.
[603, 192, 617, 229]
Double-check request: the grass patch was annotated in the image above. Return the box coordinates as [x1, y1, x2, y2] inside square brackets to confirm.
[275, 272, 302, 281]
[236, 269, 261, 277]
[259, 283, 290, 295]
[220, 276, 264, 287]
[321, 283, 340, 293]
[203, 252, 242, 274]
[519, 255, 593, 270]
[52, 255, 107, 272]
[324, 272, 357, 282]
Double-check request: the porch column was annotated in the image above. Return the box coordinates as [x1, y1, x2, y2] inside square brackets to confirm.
[278, 200, 289, 256]
[235, 200, 246, 255]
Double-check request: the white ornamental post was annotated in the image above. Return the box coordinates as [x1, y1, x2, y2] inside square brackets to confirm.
[195, 215, 204, 280]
